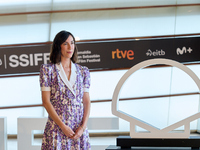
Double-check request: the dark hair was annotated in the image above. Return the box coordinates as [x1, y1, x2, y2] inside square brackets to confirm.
[50, 30, 78, 64]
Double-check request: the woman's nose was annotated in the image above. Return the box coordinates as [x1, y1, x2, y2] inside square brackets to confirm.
[68, 44, 72, 50]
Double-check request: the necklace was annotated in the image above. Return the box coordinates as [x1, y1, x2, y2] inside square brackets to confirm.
[61, 62, 71, 72]
[64, 67, 71, 72]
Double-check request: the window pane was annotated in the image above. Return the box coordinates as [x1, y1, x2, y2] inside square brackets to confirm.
[175, 6, 200, 35]
[52, 0, 177, 10]
[0, 76, 41, 107]
[177, 0, 200, 4]
[50, 7, 176, 41]
[0, 107, 44, 134]
[119, 97, 170, 130]
[0, 0, 52, 14]
[0, 14, 50, 45]
[170, 66, 199, 94]
[90, 70, 127, 101]
[120, 67, 172, 98]
[168, 95, 199, 130]
[187, 64, 200, 80]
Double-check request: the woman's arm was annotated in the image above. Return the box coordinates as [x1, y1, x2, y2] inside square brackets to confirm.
[81, 92, 91, 129]
[42, 91, 75, 137]
[71, 92, 91, 139]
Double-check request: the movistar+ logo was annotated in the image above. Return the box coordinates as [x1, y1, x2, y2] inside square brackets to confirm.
[176, 47, 192, 55]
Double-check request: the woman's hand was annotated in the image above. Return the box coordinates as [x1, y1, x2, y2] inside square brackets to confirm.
[60, 124, 75, 138]
[70, 126, 84, 139]
[42, 91, 75, 138]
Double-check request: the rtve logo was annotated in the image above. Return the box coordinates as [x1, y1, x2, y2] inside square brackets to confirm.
[112, 49, 134, 60]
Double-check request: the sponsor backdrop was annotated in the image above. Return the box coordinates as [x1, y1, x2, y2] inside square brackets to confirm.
[0, 37, 200, 76]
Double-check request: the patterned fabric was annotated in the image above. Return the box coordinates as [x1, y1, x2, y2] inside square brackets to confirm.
[40, 63, 91, 150]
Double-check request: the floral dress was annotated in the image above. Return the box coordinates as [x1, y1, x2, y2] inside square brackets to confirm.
[40, 62, 91, 150]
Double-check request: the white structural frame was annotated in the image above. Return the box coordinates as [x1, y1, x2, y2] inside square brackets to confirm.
[112, 58, 200, 138]
[0, 117, 7, 150]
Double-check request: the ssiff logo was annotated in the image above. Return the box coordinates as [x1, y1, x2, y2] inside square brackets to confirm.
[176, 47, 192, 55]
[112, 49, 134, 60]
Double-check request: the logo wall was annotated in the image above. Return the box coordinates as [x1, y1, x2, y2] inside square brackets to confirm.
[0, 37, 200, 76]
[77, 37, 200, 70]
[0, 45, 51, 76]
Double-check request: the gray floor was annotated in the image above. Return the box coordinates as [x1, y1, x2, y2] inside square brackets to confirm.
[7, 136, 117, 150]
[6, 133, 200, 150]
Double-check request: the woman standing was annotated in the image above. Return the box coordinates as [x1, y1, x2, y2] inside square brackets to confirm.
[40, 30, 91, 149]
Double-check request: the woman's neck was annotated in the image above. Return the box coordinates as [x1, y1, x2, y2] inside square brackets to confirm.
[61, 58, 71, 68]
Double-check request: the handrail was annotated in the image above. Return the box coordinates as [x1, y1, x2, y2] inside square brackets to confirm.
[0, 3, 200, 16]
[0, 92, 198, 110]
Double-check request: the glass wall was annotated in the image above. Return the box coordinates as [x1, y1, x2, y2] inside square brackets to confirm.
[0, 0, 200, 135]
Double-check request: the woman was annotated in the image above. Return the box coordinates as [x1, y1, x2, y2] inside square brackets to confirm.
[40, 30, 91, 149]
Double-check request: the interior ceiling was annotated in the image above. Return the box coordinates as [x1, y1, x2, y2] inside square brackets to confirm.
[0, 0, 198, 14]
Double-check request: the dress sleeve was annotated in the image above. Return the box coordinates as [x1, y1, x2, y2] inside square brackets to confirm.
[82, 66, 91, 92]
[39, 64, 51, 91]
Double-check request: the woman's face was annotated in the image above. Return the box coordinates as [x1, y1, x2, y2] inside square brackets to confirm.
[60, 35, 75, 60]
